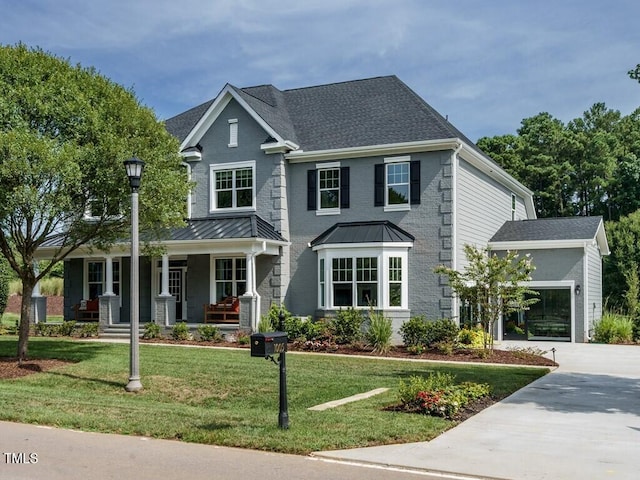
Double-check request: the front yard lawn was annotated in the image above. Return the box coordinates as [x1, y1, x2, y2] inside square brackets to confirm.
[0, 337, 548, 454]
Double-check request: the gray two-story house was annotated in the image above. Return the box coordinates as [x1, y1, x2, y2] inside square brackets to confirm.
[36, 75, 609, 342]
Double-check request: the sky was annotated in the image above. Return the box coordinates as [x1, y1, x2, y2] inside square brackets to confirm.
[1, 0, 639, 142]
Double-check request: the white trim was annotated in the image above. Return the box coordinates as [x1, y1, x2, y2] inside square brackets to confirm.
[316, 246, 410, 309]
[286, 139, 461, 162]
[316, 163, 342, 215]
[489, 239, 598, 251]
[312, 242, 414, 252]
[315, 161, 341, 169]
[451, 143, 462, 320]
[384, 155, 411, 164]
[209, 160, 256, 213]
[525, 280, 576, 343]
[181, 85, 286, 151]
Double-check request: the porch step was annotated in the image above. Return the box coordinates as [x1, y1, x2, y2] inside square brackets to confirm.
[100, 325, 145, 339]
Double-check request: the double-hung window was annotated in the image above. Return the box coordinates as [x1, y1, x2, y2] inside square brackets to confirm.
[307, 163, 350, 214]
[375, 156, 420, 211]
[86, 260, 120, 299]
[210, 161, 255, 212]
[213, 258, 247, 301]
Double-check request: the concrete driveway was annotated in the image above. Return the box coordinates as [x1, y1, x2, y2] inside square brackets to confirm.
[314, 341, 640, 479]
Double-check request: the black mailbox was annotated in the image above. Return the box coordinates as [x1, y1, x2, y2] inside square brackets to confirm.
[250, 332, 288, 358]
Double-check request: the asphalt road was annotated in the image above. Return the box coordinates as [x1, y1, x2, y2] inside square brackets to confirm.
[0, 421, 458, 480]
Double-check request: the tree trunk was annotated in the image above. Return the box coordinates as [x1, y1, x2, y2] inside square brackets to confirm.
[17, 281, 34, 364]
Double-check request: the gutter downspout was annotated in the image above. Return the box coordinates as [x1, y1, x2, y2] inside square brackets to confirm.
[250, 241, 267, 331]
[451, 142, 463, 322]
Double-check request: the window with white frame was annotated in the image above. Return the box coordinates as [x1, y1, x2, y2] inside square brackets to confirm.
[214, 258, 247, 301]
[375, 156, 420, 210]
[210, 161, 255, 211]
[319, 167, 340, 210]
[307, 163, 349, 214]
[318, 249, 408, 309]
[388, 256, 402, 307]
[86, 260, 120, 298]
[386, 162, 409, 206]
[511, 193, 517, 221]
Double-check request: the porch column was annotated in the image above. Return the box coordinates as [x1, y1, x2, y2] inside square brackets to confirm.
[160, 254, 171, 296]
[154, 254, 175, 326]
[31, 262, 47, 324]
[244, 253, 254, 296]
[99, 256, 119, 328]
[104, 256, 115, 296]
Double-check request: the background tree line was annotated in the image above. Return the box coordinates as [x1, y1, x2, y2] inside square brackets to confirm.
[476, 69, 640, 325]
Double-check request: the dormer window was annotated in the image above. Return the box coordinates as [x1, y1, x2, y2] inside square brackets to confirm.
[228, 119, 238, 147]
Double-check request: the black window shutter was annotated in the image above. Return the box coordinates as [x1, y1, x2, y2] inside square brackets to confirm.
[374, 164, 384, 206]
[340, 166, 350, 209]
[410, 160, 421, 205]
[307, 169, 317, 210]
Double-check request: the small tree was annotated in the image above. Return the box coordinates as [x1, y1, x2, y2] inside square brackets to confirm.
[0, 44, 191, 362]
[435, 244, 538, 350]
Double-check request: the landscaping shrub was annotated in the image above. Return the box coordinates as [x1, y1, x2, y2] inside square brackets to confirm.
[398, 372, 491, 419]
[76, 323, 99, 338]
[257, 314, 274, 333]
[457, 326, 485, 348]
[284, 315, 327, 341]
[399, 315, 429, 347]
[593, 312, 634, 344]
[142, 322, 162, 339]
[365, 308, 393, 354]
[171, 322, 192, 341]
[424, 318, 459, 347]
[57, 321, 76, 337]
[329, 307, 365, 344]
[35, 323, 59, 337]
[197, 324, 222, 342]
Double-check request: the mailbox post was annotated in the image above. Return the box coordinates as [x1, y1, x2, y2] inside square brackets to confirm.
[250, 330, 289, 429]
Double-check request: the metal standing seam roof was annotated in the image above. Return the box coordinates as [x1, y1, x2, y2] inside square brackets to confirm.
[162, 215, 286, 242]
[39, 215, 286, 248]
[310, 221, 415, 247]
[490, 216, 604, 243]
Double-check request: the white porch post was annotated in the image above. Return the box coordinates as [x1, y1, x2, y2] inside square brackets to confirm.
[104, 256, 115, 296]
[244, 253, 254, 296]
[33, 262, 41, 297]
[160, 254, 171, 297]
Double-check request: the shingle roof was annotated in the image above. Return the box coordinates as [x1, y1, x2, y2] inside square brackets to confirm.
[490, 216, 604, 242]
[310, 220, 414, 247]
[164, 75, 476, 151]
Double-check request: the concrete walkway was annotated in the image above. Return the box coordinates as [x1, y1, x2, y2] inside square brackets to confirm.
[314, 341, 640, 479]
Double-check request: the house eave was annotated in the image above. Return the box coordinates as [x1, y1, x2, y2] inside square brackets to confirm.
[488, 239, 598, 252]
[285, 139, 461, 163]
[312, 241, 414, 252]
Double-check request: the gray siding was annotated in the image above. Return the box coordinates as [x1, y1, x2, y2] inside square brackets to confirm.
[456, 158, 528, 270]
[186, 254, 211, 321]
[63, 258, 84, 320]
[586, 243, 603, 337]
[287, 149, 452, 321]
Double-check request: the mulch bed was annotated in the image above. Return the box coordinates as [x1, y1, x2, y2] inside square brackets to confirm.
[140, 338, 558, 367]
[0, 357, 72, 379]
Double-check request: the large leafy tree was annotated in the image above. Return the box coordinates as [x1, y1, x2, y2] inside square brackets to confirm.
[435, 245, 537, 351]
[0, 44, 190, 361]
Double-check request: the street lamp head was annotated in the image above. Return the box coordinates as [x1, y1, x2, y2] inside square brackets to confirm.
[123, 157, 145, 191]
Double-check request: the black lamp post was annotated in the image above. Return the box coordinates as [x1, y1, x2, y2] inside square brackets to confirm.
[123, 157, 145, 392]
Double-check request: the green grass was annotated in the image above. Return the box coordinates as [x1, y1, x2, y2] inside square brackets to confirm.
[0, 337, 548, 454]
